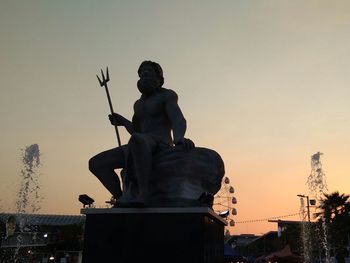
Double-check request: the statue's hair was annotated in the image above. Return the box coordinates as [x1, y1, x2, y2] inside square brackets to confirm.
[138, 60, 164, 86]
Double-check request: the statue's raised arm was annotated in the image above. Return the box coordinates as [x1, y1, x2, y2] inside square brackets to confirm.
[164, 89, 194, 150]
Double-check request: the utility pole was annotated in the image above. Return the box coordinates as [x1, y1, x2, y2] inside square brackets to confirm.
[297, 194, 311, 222]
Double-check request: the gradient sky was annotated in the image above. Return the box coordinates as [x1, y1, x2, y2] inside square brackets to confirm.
[1, 0, 350, 235]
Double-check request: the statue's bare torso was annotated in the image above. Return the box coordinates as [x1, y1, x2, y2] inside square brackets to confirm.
[133, 88, 180, 146]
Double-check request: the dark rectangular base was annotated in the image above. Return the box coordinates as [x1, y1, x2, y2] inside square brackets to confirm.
[81, 207, 226, 263]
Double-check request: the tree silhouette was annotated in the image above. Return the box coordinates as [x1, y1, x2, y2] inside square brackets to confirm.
[317, 191, 350, 263]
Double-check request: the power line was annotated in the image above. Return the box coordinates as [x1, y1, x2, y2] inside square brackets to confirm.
[233, 212, 301, 224]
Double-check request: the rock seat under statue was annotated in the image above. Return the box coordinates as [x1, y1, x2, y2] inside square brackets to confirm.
[120, 146, 225, 207]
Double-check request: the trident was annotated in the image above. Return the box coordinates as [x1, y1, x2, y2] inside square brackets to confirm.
[97, 67, 122, 147]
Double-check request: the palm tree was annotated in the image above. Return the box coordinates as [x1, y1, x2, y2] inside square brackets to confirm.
[317, 191, 350, 263]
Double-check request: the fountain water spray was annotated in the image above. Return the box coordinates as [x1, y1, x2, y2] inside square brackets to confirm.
[16, 144, 41, 214]
[13, 144, 42, 262]
[304, 152, 330, 263]
[307, 152, 327, 195]
[299, 197, 312, 263]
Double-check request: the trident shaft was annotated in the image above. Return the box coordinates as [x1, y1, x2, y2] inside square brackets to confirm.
[97, 67, 122, 147]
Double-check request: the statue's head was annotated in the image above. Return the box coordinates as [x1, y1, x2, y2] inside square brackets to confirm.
[137, 60, 164, 95]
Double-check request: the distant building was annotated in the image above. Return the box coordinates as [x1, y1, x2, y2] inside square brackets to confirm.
[268, 219, 307, 237]
[0, 213, 85, 263]
[225, 234, 261, 263]
[226, 231, 280, 262]
[227, 233, 260, 248]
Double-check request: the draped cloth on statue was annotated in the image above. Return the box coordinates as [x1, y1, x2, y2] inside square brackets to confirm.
[121, 146, 225, 207]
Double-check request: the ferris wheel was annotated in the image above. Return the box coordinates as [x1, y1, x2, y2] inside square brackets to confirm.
[214, 176, 237, 227]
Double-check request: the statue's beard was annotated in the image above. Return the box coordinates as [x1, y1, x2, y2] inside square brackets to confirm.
[137, 78, 160, 95]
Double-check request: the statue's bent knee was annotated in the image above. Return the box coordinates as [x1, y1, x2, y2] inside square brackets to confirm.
[129, 133, 147, 147]
[88, 157, 99, 174]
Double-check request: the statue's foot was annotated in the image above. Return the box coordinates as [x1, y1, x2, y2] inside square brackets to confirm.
[106, 195, 117, 207]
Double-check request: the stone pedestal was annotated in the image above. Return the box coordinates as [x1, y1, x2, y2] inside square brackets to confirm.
[81, 207, 226, 263]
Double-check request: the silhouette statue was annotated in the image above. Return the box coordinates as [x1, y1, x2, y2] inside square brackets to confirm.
[89, 61, 224, 207]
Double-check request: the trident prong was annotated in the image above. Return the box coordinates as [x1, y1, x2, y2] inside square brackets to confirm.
[106, 67, 110, 81]
[96, 74, 103, 86]
[97, 67, 109, 87]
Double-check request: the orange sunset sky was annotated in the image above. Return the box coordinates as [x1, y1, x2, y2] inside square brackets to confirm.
[1, 1, 350, 235]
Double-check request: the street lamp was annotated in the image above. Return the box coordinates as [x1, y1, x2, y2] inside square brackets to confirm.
[297, 194, 316, 222]
[78, 194, 95, 208]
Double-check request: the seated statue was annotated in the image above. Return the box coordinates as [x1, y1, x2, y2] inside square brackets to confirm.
[89, 60, 224, 207]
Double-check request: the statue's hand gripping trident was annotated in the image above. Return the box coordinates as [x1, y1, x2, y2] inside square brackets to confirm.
[97, 67, 122, 147]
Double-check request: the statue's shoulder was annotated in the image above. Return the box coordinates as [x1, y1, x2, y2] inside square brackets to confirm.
[133, 97, 141, 107]
[160, 87, 178, 101]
